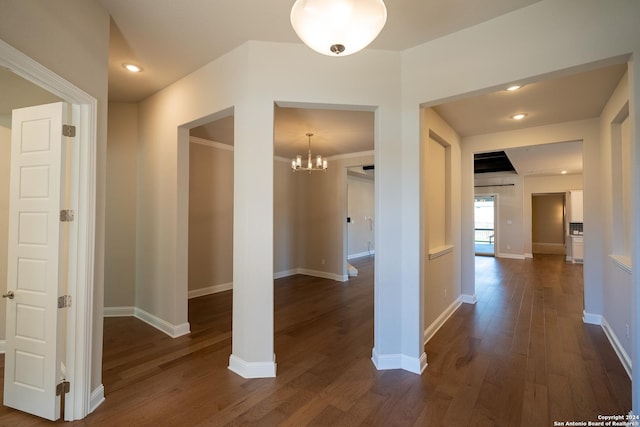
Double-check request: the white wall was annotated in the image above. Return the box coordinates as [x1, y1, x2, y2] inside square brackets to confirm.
[188, 140, 234, 296]
[600, 71, 633, 375]
[0, 0, 109, 396]
[274, 158, 299, 274]
[421, 108, 462, 340]
[105, 102, 137, 308]
[347, 173, 375, 258]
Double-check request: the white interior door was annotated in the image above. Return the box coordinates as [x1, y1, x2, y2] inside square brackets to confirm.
[4, 102, 69, 421]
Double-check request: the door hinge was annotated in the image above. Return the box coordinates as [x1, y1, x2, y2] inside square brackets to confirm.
[57, 380, 70, 419]
[56, 380, 70, 396]
[58, 295, 72, 308]
[60, 209, 74, 222]
[62, 124, 76, 137]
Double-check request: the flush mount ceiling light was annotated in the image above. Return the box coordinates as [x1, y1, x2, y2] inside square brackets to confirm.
[123, 63, 143, 73]
[291, 133, 328, 173]
[511, 113, 528, 120]
[290, 0, 387, 56]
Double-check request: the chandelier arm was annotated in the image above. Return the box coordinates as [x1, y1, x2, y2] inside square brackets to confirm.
[291, 132, 327, 172]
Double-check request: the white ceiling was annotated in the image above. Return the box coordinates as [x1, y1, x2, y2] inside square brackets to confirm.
[191, 104, 375, 159]
[95, 0, 626, 168]
[100, 0, 543, 102]
[505, 141, 583, 177]
[1, 0, 625, 178]
[433, 64, 627, 137]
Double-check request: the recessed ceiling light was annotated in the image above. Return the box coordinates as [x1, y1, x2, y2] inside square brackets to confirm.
[561, 170, 568, 174]
[506, 85, 523, 91]
[123, 63, 143, 73]
[511, 113, 528, 120]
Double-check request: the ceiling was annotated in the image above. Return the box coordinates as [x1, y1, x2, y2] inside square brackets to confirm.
[433, 64, 627, 137]
[191, 104, 375, 159]
[189, 62, 625, 163]
[505, 141, 583, 177]
[100, 0, 543, 102]
[1, 1, 627, 177]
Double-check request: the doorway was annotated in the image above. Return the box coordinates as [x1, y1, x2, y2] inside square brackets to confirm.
[531, 193, 566, 255]
[185, 113, 235, 337]
[0, 40, 97, 421]
[474, 195, 495, 256]
[272, 102, 375, 372]
[347, 165, 375, 276]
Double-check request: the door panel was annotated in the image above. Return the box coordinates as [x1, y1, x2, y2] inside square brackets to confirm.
[4, 102, 67, 421]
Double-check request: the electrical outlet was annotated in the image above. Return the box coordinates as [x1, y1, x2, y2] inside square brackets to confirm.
[321, 258, 325, 265]
[626, 324, 630, 338]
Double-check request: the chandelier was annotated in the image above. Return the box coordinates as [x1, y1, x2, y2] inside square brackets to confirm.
[291, 133, 328, 173]
[290, 0, 387, 56]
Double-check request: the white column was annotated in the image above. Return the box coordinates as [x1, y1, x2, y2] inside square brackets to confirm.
[228, 100, 276, 378]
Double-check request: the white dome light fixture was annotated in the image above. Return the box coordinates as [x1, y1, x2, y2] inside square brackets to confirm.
[290, 0, 387, 56]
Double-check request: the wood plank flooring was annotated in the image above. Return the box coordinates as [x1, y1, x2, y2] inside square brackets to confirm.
[0, 254, 631, 426]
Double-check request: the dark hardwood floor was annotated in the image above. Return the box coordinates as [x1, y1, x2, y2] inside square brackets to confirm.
[0, 255, 631, 426]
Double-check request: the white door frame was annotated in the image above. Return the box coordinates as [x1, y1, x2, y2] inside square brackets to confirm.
[0, 39, 97, 420]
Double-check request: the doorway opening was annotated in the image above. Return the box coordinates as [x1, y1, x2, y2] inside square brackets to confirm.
[347, 165, 375, 277]
[474, 195, 495, 256]
[185, 112, 234, 340]
[531, 193, 566, 256]
[272, 102, 375, 371]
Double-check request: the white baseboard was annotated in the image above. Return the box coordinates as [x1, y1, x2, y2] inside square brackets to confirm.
[524, 253, 533, 259]
[424, 297, 462, 344]
[103, 306, 135, 317]
[347, 251, 374, 260]
[89, 384, 105, 414]
[497, 253, 526, 260]
[275, 268, 348, 282]
[298, 268, 348, 282]
[583, 310, 602, 325]
[461, 294, 477, 304]
[134, 307, 190, 338]
[0, 340, 5, 354]
[274, 268, 297, 279]
[371, 348, 427, 374]
[228, 354, 277, 378]
[601, 317, 632, 379]
[104, 306, 190, 338]
[188, 282, 232, 299]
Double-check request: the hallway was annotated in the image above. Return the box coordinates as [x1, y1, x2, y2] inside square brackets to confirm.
[0, 255, 630, 425]
[425, 255, 631, 425]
